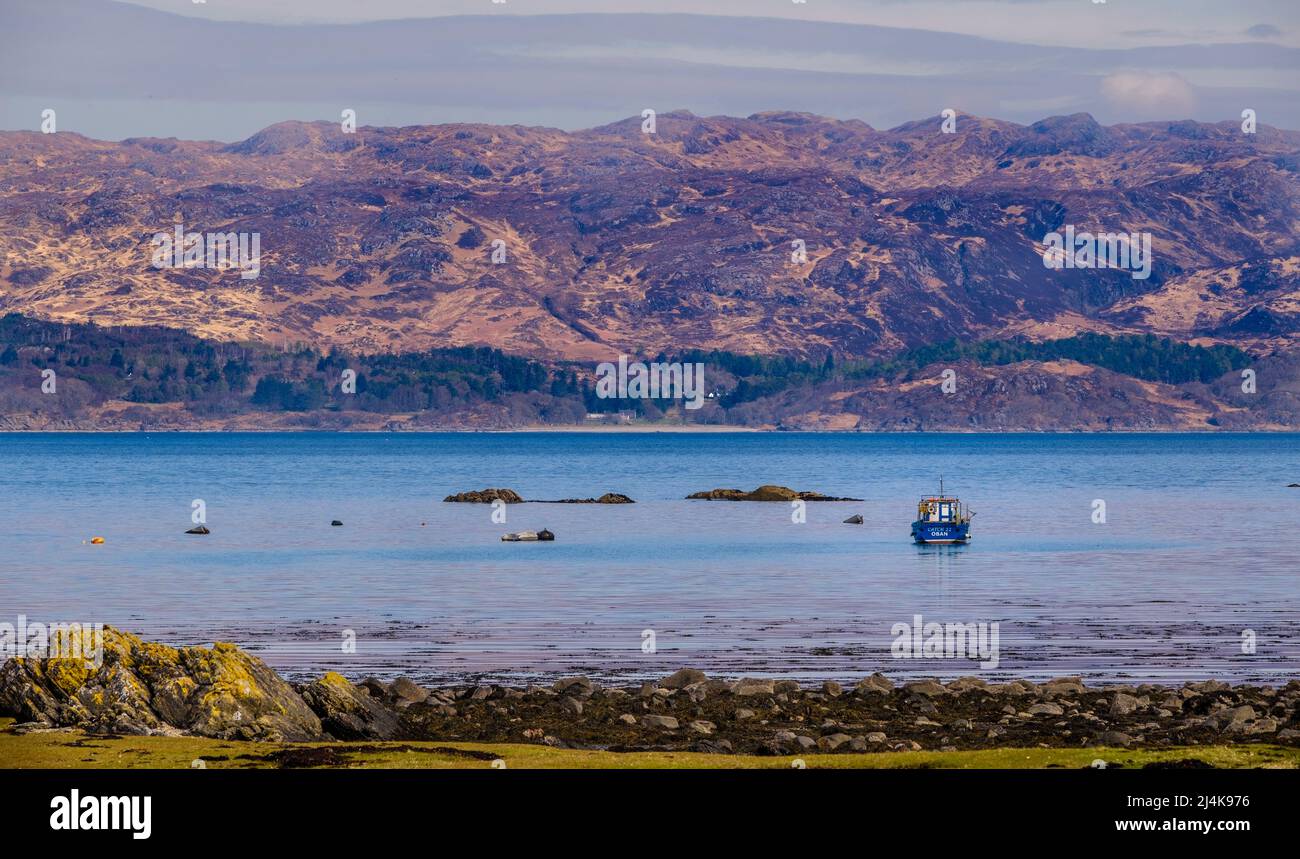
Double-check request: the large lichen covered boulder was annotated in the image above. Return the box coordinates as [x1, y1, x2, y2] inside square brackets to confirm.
[0, 626, 158, 733]
[173, 642, 322, 740]
[0, 626, 322, 741]
[299, 672, 402, 740]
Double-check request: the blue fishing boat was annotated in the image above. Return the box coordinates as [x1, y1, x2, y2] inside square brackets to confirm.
[911, 479, 973, 544]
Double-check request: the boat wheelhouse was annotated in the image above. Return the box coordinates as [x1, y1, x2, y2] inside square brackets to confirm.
[910, 480, 973, 544]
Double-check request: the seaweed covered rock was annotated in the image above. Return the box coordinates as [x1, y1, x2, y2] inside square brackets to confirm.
[546, 493, 635, 504]
[688, 486, 789, 501]
[0, 626, 322, 741]
[687, 485, 861, 502]
[444, 488, 525, 503]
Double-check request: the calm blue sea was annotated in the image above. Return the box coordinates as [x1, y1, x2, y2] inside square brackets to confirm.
[1, 432, 1297, 685]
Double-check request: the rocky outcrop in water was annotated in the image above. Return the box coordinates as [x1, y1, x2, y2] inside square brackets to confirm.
[501, 530, 557, 542]
[444, 488, 525, 504]
[445, 489, 634, 504]
[687, 485, 862, 501]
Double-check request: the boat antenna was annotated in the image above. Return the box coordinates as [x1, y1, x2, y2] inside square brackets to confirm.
[939, 474, 944, 496]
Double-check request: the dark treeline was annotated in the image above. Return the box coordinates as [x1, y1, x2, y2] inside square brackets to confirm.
[0, 314, 579, 418]
[847, 333, 1252, 386]
[0, 314, 1252, 421]
[657, 334, 1251, 408]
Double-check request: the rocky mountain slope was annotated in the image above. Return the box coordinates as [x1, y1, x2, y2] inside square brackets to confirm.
[2, 112, 1297, 361]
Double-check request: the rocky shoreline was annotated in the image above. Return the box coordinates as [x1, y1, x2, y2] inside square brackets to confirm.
[3, 628, 1297, 756]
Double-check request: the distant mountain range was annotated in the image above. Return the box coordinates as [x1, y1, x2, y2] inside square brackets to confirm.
[1, 111, 1298, 430]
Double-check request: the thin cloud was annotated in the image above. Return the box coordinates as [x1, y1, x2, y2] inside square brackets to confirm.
[1100, 71, 1198, 119]
[1246, 23, 1283, 38]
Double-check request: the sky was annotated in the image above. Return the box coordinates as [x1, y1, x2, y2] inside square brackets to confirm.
[2, 0, 1297, 139]
[117, 0, 1299, 48]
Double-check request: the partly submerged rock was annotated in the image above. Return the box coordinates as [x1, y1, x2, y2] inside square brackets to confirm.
[543, 493, 635, 504]
[843, 514, 864, 524]
[686, 485, 862, 502]
[185, 525, 210, 535]
[0, 626, 322, 741]
[687, 486, 790, 501]
[445, 488, 524, 504]
[330, 520, 343, 526]
[502, 529, 555, 542]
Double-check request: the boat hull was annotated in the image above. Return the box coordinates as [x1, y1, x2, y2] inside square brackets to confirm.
[911, 521, 971, 544]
